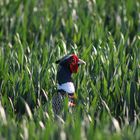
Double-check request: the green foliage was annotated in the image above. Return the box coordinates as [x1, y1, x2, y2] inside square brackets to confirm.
[0, 0, 140, 139]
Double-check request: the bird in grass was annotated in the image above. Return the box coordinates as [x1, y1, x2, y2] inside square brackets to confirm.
[52, 54, 86, 115]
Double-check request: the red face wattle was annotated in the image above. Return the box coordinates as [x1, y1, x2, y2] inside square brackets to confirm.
[68, 55, 79, 73]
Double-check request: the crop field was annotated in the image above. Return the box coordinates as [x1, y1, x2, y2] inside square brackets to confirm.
[0, 0, 140, 139]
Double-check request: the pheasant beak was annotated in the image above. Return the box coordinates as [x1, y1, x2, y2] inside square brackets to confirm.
[78, 59, 86, 65]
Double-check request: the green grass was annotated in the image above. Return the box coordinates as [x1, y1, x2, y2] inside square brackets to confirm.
[0, 0, 140, 139]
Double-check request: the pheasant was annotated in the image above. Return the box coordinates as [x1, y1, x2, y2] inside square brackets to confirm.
[52, 54, 86, 115]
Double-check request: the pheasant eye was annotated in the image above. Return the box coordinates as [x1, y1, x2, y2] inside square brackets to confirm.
[70, 58, 75, 63]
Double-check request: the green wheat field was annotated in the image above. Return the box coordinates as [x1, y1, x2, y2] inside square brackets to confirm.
[0, 0, 140, 139]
